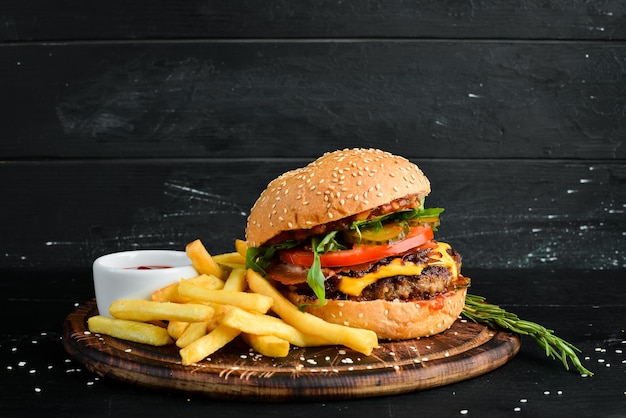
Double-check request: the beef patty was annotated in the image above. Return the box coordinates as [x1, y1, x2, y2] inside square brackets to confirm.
[273, 244, 467, 303]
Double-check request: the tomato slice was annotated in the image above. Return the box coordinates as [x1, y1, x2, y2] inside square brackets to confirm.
[279, 225, 435, 268]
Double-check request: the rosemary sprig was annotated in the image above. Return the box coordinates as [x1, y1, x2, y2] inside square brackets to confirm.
[462, 293, 593, 376]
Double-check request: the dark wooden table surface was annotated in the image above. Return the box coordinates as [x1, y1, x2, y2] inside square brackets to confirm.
[1, 1, 625, 416]
[2, 268, 624, 417]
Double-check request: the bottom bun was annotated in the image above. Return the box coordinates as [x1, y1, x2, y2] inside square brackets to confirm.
[285, 287, 468, 340]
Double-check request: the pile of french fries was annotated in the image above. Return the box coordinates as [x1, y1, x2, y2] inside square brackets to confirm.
[88, 239, 379, 365]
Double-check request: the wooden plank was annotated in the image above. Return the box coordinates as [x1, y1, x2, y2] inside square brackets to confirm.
[1, 41, 625, 159]
[1, 0, 625, 41]
[4, 303, 624, 416]
[62, 300, 520, 401]
[1, 159, 624, 273]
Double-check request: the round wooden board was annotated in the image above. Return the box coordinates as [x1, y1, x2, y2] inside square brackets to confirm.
[62, 300, 520, 401]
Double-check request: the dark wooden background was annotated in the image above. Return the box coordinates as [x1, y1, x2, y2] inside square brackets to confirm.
[1, 2, 625, 416]
[2, 1, 624, 277]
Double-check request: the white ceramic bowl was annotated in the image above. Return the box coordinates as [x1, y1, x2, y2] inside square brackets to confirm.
[93, 250, 198, 317]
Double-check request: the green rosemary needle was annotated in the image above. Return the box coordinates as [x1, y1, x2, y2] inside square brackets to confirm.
[462, 293, 593, 376]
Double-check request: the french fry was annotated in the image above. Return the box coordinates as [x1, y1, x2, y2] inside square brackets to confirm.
[177, 281, 273, 314]
[179, 324, 241, 365]
[153, 274, 224, 304]
[220, 307, 327, 347]
[246, 270, 379, 356]
[212, 252, 246, 270]
[88, 315, 173, 346]
[92, 239, 383, 364]
[185, 239, 226, 279]
[183, 274, 225, 290]
[151, 282, 183, 303]
[175, 321, 208, 348]
[110, 299, 214, 323]
[205, 303, 233, 331]
[167, 321, 190, 340]
[235, 239, 248, 258]
[241, 333, 290, 358]
[222, 268, 247, 292]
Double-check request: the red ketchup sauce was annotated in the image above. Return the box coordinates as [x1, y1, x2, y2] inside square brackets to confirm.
[125, 265, 173, 270]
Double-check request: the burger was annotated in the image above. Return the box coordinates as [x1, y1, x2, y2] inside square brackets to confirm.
[245, 148, 470, 340]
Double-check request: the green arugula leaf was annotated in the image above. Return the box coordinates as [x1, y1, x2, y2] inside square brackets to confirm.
[306, 231, 345, 307]
[307, 237, 326, 306]
[246, 241, 299, 275]
[351, 207, 445, 236]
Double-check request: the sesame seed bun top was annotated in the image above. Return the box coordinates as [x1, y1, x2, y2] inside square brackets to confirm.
[245, 148, 431, 248]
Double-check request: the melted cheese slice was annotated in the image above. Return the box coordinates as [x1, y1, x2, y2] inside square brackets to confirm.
[338, 242, 458, 296]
